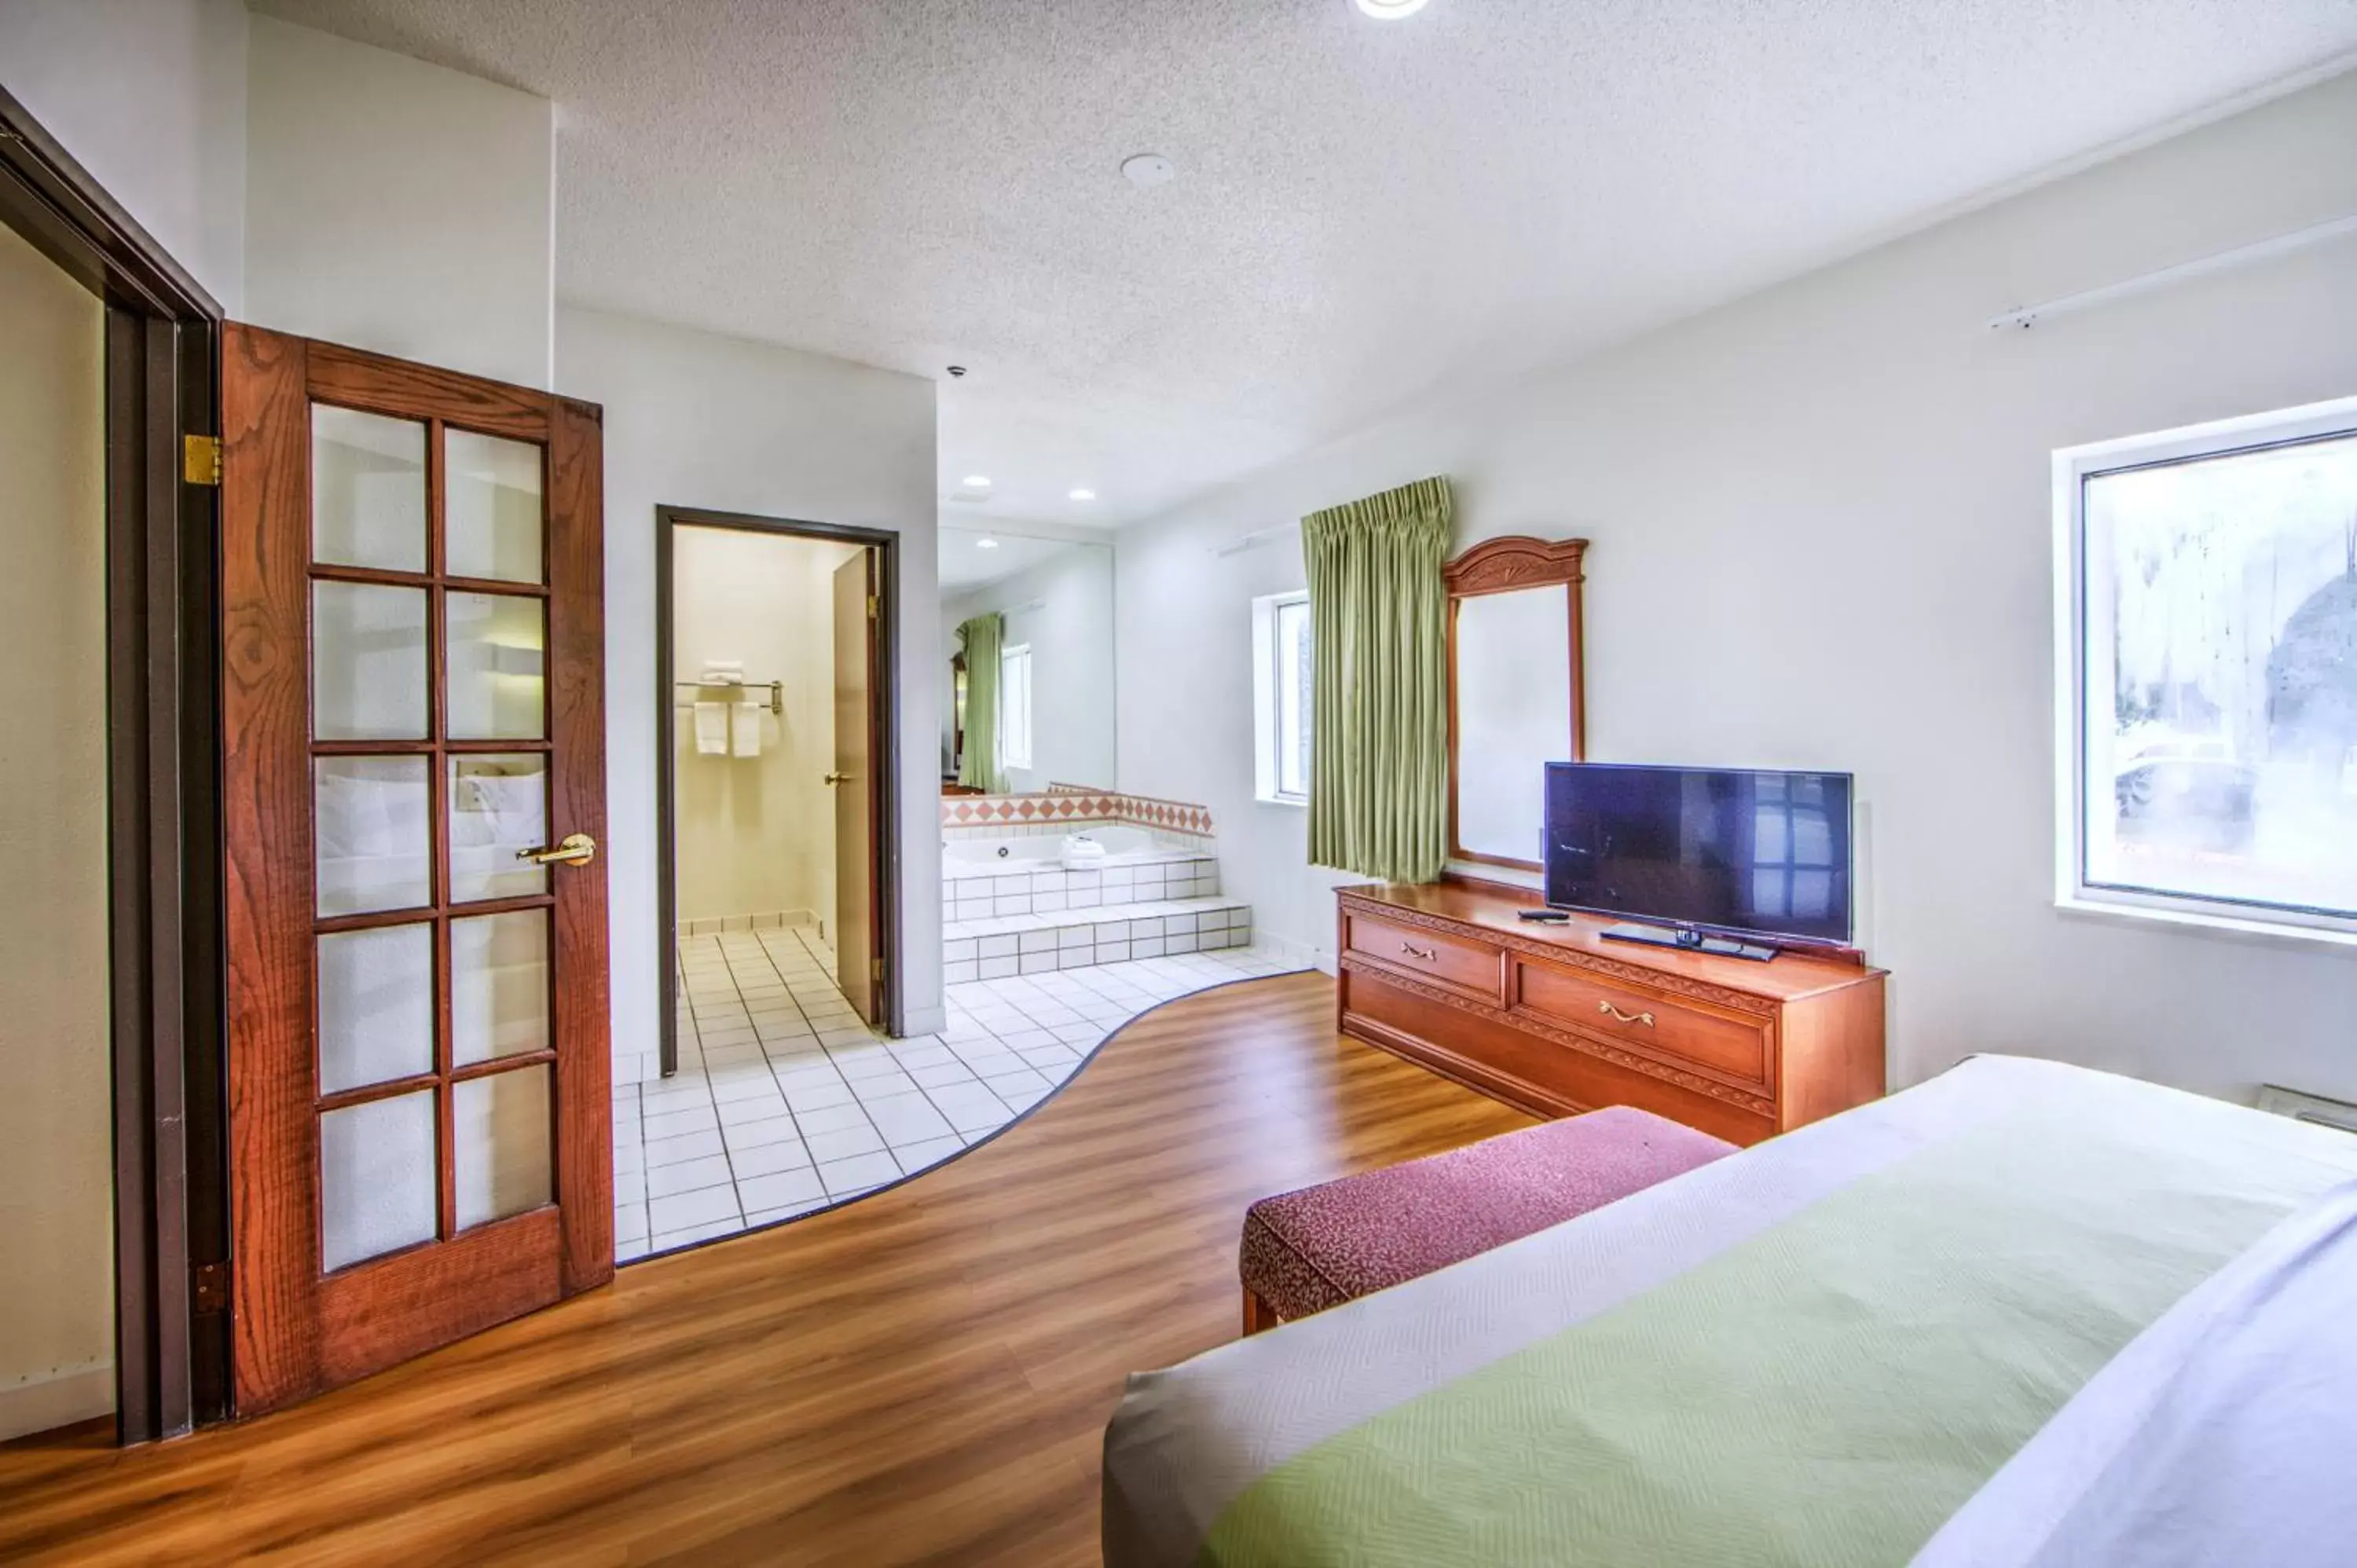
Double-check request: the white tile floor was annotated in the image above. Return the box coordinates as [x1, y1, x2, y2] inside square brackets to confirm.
[614, 925, 1305, 1259]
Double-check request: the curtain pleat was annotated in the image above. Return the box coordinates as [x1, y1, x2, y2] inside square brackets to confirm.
[1303, 476, 1451, 883]
[956, 612, 1006, 793]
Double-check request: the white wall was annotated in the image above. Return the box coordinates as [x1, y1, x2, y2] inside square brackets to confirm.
[0, 225, 113, 1440]
[673, 528, 860, 929]
[1116, 69, 2357, 1105]
[0, 0, 247, 313]
[556, 306, 943, 1080]
[244, 14, 553, 388]
[944, 544, 1118, 793]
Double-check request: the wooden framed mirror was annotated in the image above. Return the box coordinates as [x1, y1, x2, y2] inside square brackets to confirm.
[1445, 536, 1589, 871]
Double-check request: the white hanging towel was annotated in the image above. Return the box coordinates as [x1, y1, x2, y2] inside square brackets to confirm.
[731, 701, 764, 757]
[693, 701, 730, 755]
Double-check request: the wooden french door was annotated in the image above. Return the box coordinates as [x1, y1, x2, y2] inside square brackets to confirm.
[219, 325, 611, 1416]
[831, 549, 882, 1024]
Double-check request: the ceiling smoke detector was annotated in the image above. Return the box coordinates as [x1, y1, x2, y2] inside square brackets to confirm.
[1069, 488, 1098, 502]
[1354, 0, 1431, 16]
[1120, 153, 1175, 189]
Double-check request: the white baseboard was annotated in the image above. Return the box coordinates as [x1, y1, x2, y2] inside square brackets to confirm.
[0, 1361, 112, 1442]
[1248, 932, 1325, 973]
[900, 1002, 949, 1038]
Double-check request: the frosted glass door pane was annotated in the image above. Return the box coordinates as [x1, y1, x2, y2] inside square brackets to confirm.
[320, 1090, 438, 1270]
[445, 430, 544, 583]
[449, 754, 548, 903]
[446, 592, 546, 739]
[316, 756, 431, 915]
[317, 924, 434, 1094]
[452, 911, 549, 1065]
[453, 1066, 551, 1229]
[313, 406, 426, 572]
[313, 581, 428, 741]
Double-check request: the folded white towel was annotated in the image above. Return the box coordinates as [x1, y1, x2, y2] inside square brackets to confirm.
[731, 701, 764, 758]
[693, 701, 729, 755]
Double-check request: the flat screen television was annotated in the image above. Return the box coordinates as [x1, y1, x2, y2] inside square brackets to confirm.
[1544, 762, 1854, 953]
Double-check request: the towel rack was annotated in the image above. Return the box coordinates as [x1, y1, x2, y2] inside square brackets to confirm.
[675, 680, 783, 716]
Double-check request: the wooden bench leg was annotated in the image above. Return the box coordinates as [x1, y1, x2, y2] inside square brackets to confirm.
[1242, 1287, 1277, 1336]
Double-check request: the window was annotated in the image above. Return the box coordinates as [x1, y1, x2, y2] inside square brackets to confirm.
[2057, 397, 2357, 940]
[1252, 591, 1314, 805]
[999, 643, 1032, 771]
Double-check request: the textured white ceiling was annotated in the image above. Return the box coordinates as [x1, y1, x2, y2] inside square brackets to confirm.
[938, 523, 1097, 595]
[255, 0, 2357, 526]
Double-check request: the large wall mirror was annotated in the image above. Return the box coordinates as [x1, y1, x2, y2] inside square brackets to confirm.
[1446, 536, 1588, 870]
[939, 523, 1116, 794]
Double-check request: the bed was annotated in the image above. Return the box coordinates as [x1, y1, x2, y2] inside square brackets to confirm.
[1102, 1054, 2357, 1567]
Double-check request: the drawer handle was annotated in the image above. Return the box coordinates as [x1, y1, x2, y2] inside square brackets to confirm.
[1399, 941, 1439, 962]
[1598, 1000, 1656, 1028]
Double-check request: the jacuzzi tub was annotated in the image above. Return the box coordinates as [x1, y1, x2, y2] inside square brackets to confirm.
[942, 826, 1185, 875]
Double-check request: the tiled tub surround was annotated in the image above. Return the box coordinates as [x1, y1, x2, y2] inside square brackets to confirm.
[941, 789, 1215, 839]
[616, 924, 1302, 1257]
[944, 849, 1222, 919]
[944, 843, 1248, 984]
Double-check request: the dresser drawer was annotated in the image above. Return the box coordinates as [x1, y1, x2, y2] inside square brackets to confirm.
[1514, 957, 1769, 1089]
[1343, 911, 1505, 1002]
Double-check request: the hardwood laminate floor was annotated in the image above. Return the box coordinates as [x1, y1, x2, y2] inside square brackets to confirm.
[0, 972, 1532, 1566]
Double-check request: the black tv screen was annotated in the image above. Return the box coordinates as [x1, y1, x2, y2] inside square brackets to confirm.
[1544, 763, 1854, 945]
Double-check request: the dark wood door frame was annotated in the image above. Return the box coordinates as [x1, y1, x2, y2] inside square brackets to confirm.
[0, 84, 229, 1442]
[654, 506, 906, 1075]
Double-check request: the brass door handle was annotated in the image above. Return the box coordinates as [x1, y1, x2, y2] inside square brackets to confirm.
[824, 772, 856, 786]
[1597, 1000, 1655, 1028]
[517, 832, 597, 867]
[1399, 941, 1437, 962]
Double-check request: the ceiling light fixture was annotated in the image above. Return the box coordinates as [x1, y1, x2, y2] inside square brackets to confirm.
[1069, 488, 1097, 502]
[1120, 153, 1175, 189]
[1354, 0, 1431, 16]
[976, 538, 999, 550]
[962, 474, 992, 489]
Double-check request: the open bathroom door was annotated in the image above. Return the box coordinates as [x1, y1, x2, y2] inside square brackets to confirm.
[218, 325, 612, 1416]
[831, 549, 883, 1024]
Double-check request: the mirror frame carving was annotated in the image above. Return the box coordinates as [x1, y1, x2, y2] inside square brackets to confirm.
[1445, 534, 1589, 871]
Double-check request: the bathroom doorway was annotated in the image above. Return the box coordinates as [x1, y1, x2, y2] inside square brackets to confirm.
[654, 508, 902, 1079]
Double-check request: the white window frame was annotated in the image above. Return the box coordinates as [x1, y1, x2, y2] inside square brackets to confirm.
[1252, 590, 1313, 807]
[2053, 392, 2357, 947]
[999, 642, 1033, 771]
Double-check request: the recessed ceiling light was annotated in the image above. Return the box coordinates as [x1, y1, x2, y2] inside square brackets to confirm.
[1121, 153, 1175, 189]
[976, 538, 999, 550]
[962, 474, 992, 489]
[1069, 488, 1097, 502]
[1354, 0, 1431, 16]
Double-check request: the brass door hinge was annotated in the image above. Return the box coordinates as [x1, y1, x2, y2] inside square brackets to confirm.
[867, 593, 879, 621]
[871, 958, 885, 984]
[182, 433, 222, 487]
[192, 1261, 232, 1316]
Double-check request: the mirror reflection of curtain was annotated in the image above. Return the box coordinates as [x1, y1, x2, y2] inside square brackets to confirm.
[955, 612, 1006, 793]
[1304, 476, 1452, 883]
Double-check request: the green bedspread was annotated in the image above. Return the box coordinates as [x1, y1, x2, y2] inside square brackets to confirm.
[1198, 1096, 2336, 1568]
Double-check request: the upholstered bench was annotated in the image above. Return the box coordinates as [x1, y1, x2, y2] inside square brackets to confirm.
[1240, 1105, 1738, 1332]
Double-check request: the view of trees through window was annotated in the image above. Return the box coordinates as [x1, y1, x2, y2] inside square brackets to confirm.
[2083, 428, 2357, 920]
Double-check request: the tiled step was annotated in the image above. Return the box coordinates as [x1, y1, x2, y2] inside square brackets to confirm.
[941, 854, 1219, 924]
[944, 896, 1252, 981]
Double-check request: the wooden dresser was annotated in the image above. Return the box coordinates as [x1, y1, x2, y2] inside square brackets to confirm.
[1336, 882, 1886, 1146]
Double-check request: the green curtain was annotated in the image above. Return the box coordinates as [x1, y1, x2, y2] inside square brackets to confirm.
[956, 612, 1006, 793]
[1304, 476, 1452, 883]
